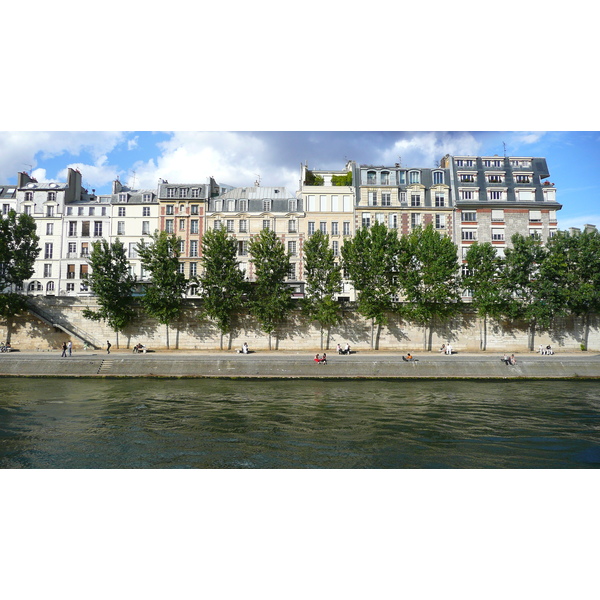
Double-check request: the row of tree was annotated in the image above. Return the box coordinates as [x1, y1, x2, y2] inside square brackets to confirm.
[1, 207, 598, 351]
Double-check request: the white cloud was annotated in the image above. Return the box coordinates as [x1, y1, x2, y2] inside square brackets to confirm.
[127, 136, 139, 151]
[0, 131, 126, 182]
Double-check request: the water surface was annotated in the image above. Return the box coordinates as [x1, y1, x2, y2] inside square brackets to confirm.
[1, 378, 599, 468]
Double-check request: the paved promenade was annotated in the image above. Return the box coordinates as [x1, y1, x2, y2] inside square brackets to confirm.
[0, 349, 599, 379]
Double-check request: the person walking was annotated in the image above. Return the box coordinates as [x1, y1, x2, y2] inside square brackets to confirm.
[67, 340, 72, 357]
[106, 340, 112, 355]
[61, 341, 67, 357]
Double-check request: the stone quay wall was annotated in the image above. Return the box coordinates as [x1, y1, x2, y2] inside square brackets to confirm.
[1, 296, 599, 353]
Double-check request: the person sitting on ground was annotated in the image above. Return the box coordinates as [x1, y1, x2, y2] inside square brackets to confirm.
[337, 343, 343, 354]
[502, 354, 510, 365]
[320, 353, 328, 365]
[402, 353, 417, 362]
[546, 345, 554, 355]
[344, 343, 351, 355]
[445, 343, 453, 355]
[509, 354, 517, 365]
[314, 353, 321, 364]
[538, 344, 545, 355]
[243, 342, 249, 354]
[439, 344, 446, 353]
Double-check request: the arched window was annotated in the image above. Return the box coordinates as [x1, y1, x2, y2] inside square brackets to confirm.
[366, 170, 376, 184]
[46, 281, 55, 293]
[408, 171, 421, 184]
[28, 281, 42, 292]
[433, 171, 444, 185]
[380, 171, 390, 185]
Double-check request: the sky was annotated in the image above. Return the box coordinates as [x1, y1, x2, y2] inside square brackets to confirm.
[0, 130, 598, 231]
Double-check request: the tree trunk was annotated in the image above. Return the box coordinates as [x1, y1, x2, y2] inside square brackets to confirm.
[422, 325, 427, 351]
[370, 319, 374, 349]
[583, 312, 591, 350]
[375, 322, 382, 350]
[325, 326, 331, 351]
[481, 314, 488, 351]
[166, 324, 170, 349]
[320, 325, 324, 350]
[116, 330, 119, 349]
[528, 319, 536, 351]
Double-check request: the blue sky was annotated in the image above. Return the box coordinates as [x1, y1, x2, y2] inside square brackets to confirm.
[0, 131, 597, 231]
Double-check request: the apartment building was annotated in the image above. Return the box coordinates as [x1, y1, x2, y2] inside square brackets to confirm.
[357, 163, 454, 239]
[441, 155, 561, 261]
[156, 178, 234, 292]
[299, 162, 357, 300]
[205, 186, 305, 296]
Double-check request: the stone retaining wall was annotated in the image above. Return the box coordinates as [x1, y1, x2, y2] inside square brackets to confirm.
[1, 296, 598, 352]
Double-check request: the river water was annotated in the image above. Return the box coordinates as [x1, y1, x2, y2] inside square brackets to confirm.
[1, 377, 600, 468]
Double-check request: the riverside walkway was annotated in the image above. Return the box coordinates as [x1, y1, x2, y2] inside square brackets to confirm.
[0, 349, 599, 379]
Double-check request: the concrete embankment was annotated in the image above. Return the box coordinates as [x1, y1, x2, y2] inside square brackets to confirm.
[1, 350, 599, 379]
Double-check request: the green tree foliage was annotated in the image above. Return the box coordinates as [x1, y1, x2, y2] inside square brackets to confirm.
[302, 229, 343, 349]
[82, 238, 137, 338]
[462, 242, 505, 350]
[331, 172, 352, 186]
[304, 170, 324, 186]
[538, 229, 600, 348]
[136, 231, 188, 348]
[341, 221, 403, 348]
[500, 233, 548, 349]
[400, 225, 461, 350]
[0, 210, 40, 330]
[248, 228, 292, 347]
[198, 227, 247, 346]
[0, 210, 40, 291]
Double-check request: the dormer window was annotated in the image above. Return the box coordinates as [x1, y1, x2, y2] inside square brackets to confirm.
[142, 193, 152, 202]
[179, 188, 188, 198]
[408, 171, 421, 184]
[433, 171, 444, 185]
[460, 174, 475, 183]
[119, 193, 128, 202]
[488, 174, 503, 184]
[47, 191, 56, 202]
[380, 171, 390, 185]
[366, 170, 376, 184]
[25, 191, 33, 202]
[167, 188, 177, 198]
[515, 174, 531, 184]
[263, 199, 272, 212]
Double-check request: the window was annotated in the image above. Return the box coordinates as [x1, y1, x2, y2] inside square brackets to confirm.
[331, 195, 339, 211]
[388, 214, 398, 229]
[489, 190, 503, 200]
[143, 193, 152, 202]
[129, 242, 138, 259]
[491, 209, 504, 221]
[529, 210, 542, 222]
[89, 207, 95, 216]
[118, 206, 126, 217]
[238, 240, 248, 256]
[263, 199, 272, 212]
[226, 200, 234, 212]
[44, 243, 53, 259]
[362, 213, 371, 228]
[408, 171, 420, 184]
[433, 171, 444, 185]
[238, 199, 247, 212]
[82, 221, 90, 237]
[399, 191, 407, 204]
[101, 207, 107, 216]
[80, 264, 88, 279]
[343, 221, 350, 235]
[190, 220, 199, 234]
[167, 188, 177, 198]
[368, 191, 377, 206]
[288, 241, 297, 255]
[46, 206, 54, 217]
[114, 221, 124, 236]
[262, 219, 270, 230]
[515, 175, 531, 184]
[214, 220, 222, 230]
[81, 242, 89, 256]
[179, 188, 188, 198]
[191, 189, 200, 199]
[461, 190, 474, 200]
[381, 171, 390, 185]
[289, 199, 297, 212]
[166, 205, 174, 215]
[435, 214, 445, 229]
[308, 221, 315, 235]
[492, 228, 505, 241]
[287, 263, 296, 280]
[332, 241, 339, 257]
[179, 219, 186, 231]
[411, 213, 421, 229]
[288, 220, 297, 233]
[94, 222, 103, 237]
[178, 263, 185, 274]
[435, 193, 445, 207]
[331, 222, 339, 235]
[518, 190, 535, 201]
[25, 191, 33, 202]
[23, 205, 31, 215]
[78, 207, 84, 216]
[142, 221, 150, 235]
[320, 195, 327, 211]
[411, 194, 421, 207]
[462, 230, 477, 241]
[44, 264, 52, 278]
[66, 207, 73, 216]
[367, 171, 376, 184]
[226, 220, 234, 233]
[118, 193, 128, 203]
[488, 175, 503, 184]
[187, 263, 196, 278]
[397, 171, 406, 185]
[320, 222, 327, 234]
[68, 242, 76, 255]
[460, 174, 475, 183]
[239, 220, 247, 233]
[66, 283, 75, 292]
[142, 206, 150, 217]
[191, 204, 199, 215]
[462, 212, 477, 222]
[46, 223, 54, 235]
[381, 193, 391, 206]
[190, 241, 198, 257]
[165, 219, 174, 233]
